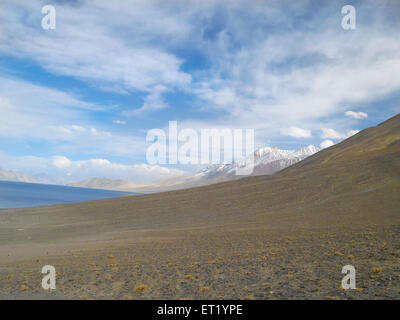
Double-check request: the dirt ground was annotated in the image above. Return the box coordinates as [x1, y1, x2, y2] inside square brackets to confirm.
[1, 222, 399, 300]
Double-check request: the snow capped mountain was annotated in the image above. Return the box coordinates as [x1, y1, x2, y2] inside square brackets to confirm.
[197, 145, 320, 179]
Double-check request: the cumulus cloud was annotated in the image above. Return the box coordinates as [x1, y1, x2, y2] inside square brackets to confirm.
[345, 111, 368, 120]
[319, 128, 359, 149]
[280, 126, 311, 138]
[320, 139, 335, 149]
[52, 156, 72, 168]
[321, 128, 346, 140]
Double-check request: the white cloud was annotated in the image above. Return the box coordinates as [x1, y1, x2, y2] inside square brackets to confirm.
[181, 2, 400, 136]
[58, 158, 186, 184]
[321, 128, 346, 140]
[347, 130, 360, 137]
[0, 152, 185, 184]
[1, 0, 398, 131]
[123, 85, 168, 116]
[89, 128, 112, 137]
[113, 120, 127, 125]
[0, 76, 146, 157]
[345, 111, 368, 120]
[0, 0, 191, 112]
[321, 128, 360, 140]
[52, 156, 72, 168]
[320, 139, 335, 149]
[280, 126, 311, 138]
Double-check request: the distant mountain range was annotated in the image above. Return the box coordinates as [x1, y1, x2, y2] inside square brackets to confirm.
[0, 168, 37, 183]
[68, 145, 320, 193]
[67, 178, 145, 191]
[0, 144, 320, 192]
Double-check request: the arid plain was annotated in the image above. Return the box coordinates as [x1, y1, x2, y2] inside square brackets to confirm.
[0, 114, 399, 299]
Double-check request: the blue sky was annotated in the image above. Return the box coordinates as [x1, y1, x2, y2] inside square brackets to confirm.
[0, 0, 399, 184]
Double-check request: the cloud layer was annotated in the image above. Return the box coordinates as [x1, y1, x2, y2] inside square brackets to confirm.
[0, 152, 185, 185]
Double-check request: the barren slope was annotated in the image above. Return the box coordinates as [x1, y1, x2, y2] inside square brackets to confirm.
[0, 114, 399, 299]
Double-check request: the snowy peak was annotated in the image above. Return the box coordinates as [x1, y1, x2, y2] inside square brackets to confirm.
[198, 145, 320, 179]
[254, 146, 293, 161]
[296, 145, 319, 155]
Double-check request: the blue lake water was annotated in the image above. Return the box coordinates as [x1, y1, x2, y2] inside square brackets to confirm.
[0, 180, 138, 209]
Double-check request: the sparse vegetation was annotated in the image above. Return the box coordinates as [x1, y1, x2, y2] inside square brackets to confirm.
[371, 267, 383, 273]
[134, 284, 148, 294]
[240, 295, 254, 300]
[199, 287, 210, 293]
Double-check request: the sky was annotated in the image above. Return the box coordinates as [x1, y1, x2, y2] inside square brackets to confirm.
[0, 0, 399, 184]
